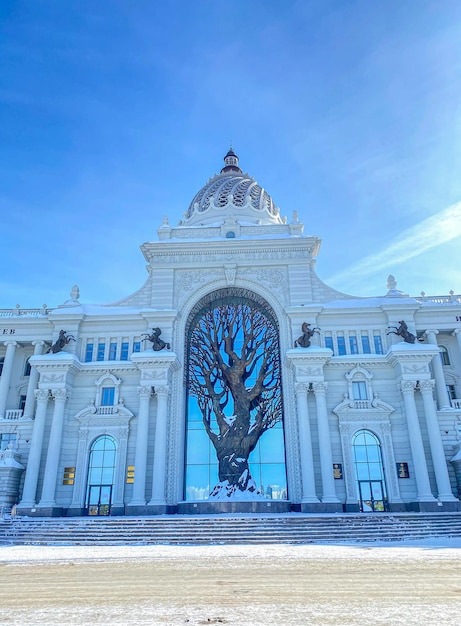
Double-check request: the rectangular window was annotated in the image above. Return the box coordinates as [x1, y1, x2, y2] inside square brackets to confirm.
[120, 342, 129, 361]
[352, 381, 367, 400]
[108, 342, 117, 361]
[85, 343, 94, 362]
[19, 395, 27, 411]
[373, 335, 383, 354]
[24, 359, 31, 377]
[447, 385, 456, 401]
[324, 336, 334, 353]
[0, 433, 17, 451]
[97, 342, 106, 361]
[361, 335, 371, 354]
[133, 341, 141, 353]
[349, 336, 358, 354]
[101, 387, 115, 406]
[337, 336, 346, 355]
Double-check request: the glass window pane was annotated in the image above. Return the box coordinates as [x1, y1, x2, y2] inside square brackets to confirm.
[374, 335, 383, 354]
[259, 428, 286, 464]
[186, 429, 212, 464]
[361, 335, 371, 353]
[85, 343, 94, 362]
[337, 336, 346, 355]
[101, 387, 115, 406]
[97, 343, 105, 361]
[120, 342, 129, 360]
[349, 336, 358, 354]
[109, 343, 117, 360]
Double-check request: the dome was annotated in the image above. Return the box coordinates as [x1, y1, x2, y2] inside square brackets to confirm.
[184, 150, 283, 226]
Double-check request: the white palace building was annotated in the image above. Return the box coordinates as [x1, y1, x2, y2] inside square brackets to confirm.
[1, 149, 461, 518]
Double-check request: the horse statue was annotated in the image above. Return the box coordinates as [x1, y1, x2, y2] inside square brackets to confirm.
[47, 329, 76, 353]
[294, 322, 320, 348]
[142, 327, 171, 351]
[387, 320, 421, 344]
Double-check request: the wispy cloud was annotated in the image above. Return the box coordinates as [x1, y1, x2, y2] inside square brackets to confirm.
[326, 202, 461, 287]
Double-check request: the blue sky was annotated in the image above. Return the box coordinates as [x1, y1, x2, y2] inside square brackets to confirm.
[1, 0, 460, 308]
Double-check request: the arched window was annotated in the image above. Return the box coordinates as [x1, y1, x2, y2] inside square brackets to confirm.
[352, 429, 387, 512]
[85, 435, 117, 516]
[184, 288, 287, 502]
[440, 346, 450, 366]
[94, 372, 121, 408]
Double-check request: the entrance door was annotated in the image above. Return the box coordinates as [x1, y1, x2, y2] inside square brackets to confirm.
[87, 484, 112, 516]
[85, 435, 117, 516]
[357, 480, 387, 512]
[352, 430, 388, 513]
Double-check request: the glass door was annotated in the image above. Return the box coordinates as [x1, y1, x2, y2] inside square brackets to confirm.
[87, 484, 112, 516]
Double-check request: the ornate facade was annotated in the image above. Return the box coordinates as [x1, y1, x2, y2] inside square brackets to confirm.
[1, 149, 461, 516]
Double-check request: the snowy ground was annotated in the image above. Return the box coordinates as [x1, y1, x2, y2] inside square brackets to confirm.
[1, 539, 460, 625]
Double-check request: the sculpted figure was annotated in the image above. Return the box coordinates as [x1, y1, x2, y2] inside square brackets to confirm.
[294, 322, 320, 348]
[47, 330, 76, 353]
[142, 327, 171, 351]
[387, 320, 420, 344]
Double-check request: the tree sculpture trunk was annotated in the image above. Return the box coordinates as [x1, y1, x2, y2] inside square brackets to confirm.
[187, 294, 282, 499]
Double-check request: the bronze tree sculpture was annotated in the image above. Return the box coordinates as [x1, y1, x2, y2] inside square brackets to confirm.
[187, 296, 282, 498]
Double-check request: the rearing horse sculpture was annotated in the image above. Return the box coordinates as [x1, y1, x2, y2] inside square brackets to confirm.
[387, 320, 420, 344]
[47, 330, 76, 353]
[294, 322, 320, 348]
[142, 327, 171, 351]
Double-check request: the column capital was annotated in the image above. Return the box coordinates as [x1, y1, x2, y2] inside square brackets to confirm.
[424, 329, 439, 338]
[138, 385, 153, 399]
[3, 340, 18, 347]
[312, 381, 327, 395]
[32, 340, 46, 347]
[295, 382, 310, 395]
[400, 380, 417, 394]
[51, 388, 70, 402]
[452, 329, 461, 337]
[418, 379, 435, 394]
[34, 388, 50, 402]
[155, 385, 170, 398]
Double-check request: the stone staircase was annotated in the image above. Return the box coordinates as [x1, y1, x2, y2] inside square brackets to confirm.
[1, 513, 461, 546]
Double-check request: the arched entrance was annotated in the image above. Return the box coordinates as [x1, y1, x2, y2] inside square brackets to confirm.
[184, 287, 287, 503]
[85, 435, 117, 516]
[352, 430, 388, 512]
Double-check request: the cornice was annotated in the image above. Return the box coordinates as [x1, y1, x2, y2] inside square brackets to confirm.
[325, 356, 388, 369]
[141, 238, 319, 265]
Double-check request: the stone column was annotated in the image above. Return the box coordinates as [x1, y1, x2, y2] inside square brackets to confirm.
[18, 389, 50, 507]
[149, 385, 169, 505]
[312, 382, 339, 503]
[37, 389, 70, 507]
[425, 330, 451, 409]
[22, 341, 45, 419]
[419, 380, 458, 501]
[0, 341, 18, 418]
[453, 330, 461, 368]
[400, 381, 435, 502]
[295, 383, 319, 503]
[129, 386, 153, 506]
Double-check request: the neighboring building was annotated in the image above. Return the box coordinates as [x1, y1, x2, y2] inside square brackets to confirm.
[1, 149, 461, 517]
